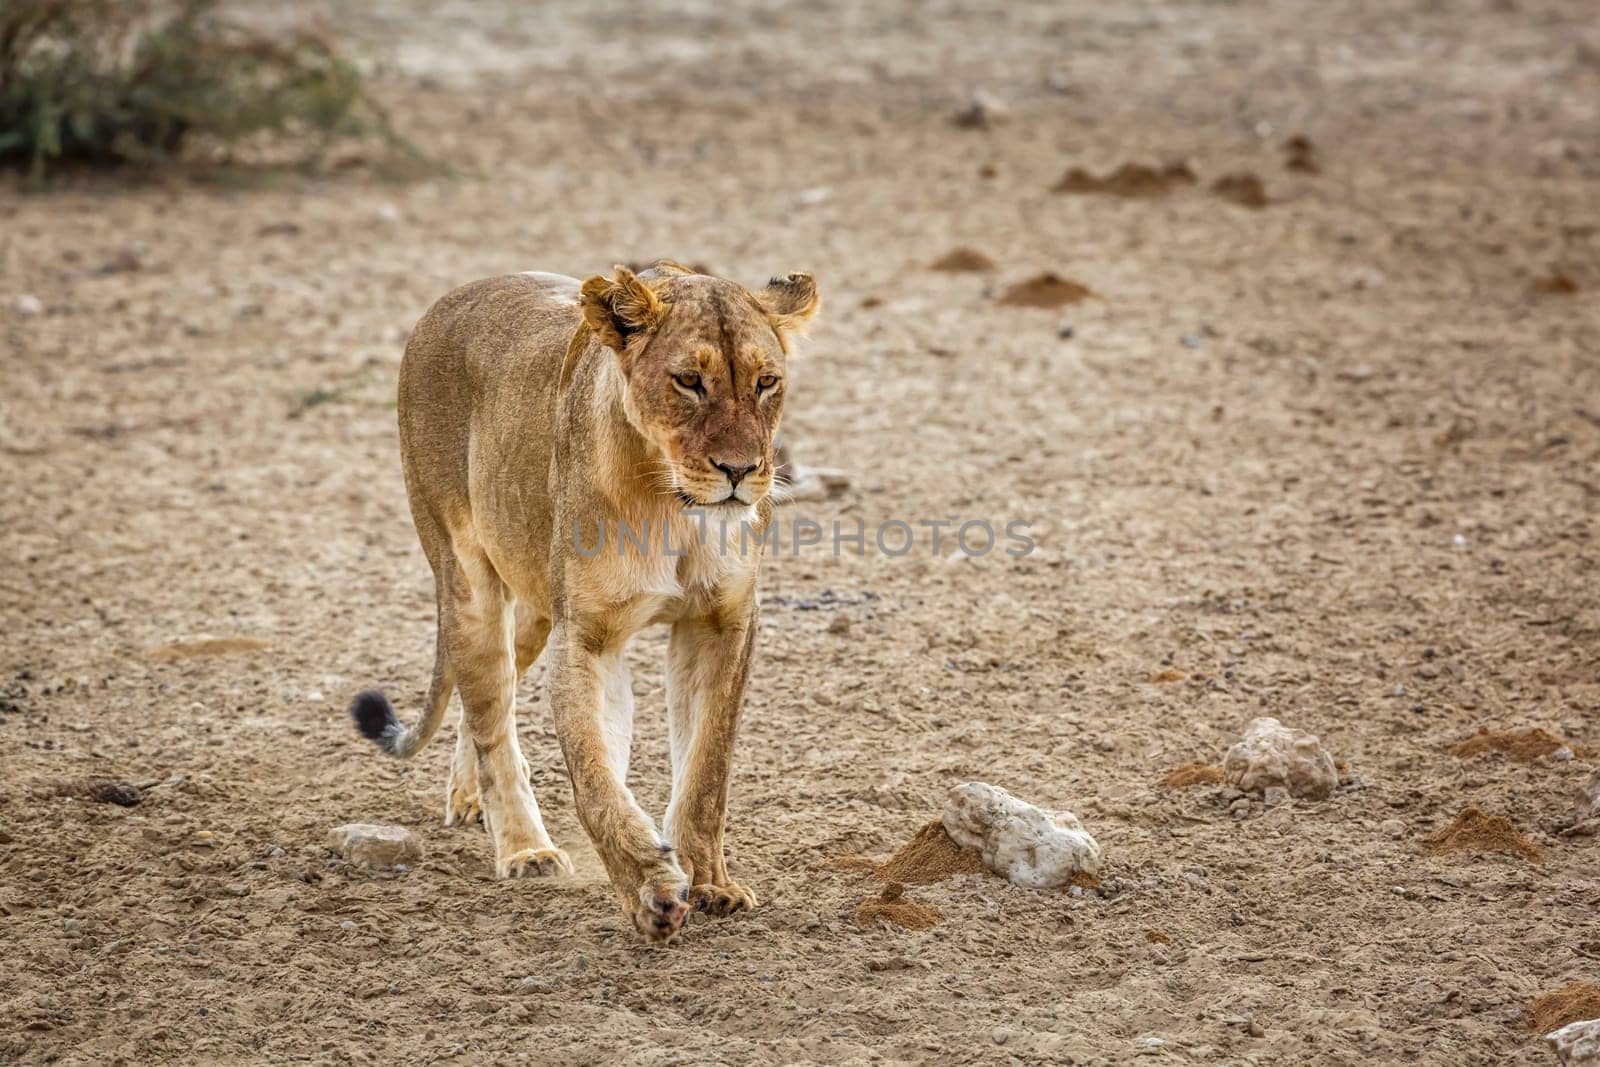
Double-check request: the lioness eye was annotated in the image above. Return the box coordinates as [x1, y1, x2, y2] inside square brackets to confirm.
[673, 372, 702, 393]
[757, 374, 780, 392]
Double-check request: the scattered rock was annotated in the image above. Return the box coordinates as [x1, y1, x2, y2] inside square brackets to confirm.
[1425, 806, 1543, 863]
[1222, 717, 1338, 799]
[928, 247, 997, 272]
[1160, 763, 1223, 789]
[1051, 161, 1196, 197]
[996, 273, 1095, 309]
[1379, 819, 1407, 838]
[1450, 727, 1587, 762]
[941, 782, 1101, 889]
[1529, 983, 1600, 1034]
[1548, 1017, 1600, 1066]
[15, 294, 43, 317]
[850, 882, 942, 930]
[329, 823, 422, 869]
[774, 439, 850, 503]
[875, 821, 988, 885]
[1212, 172, 1269, 208]
[953, 90, 1007, 129]
[257, 221, 304, 237]
[1583, 775, 1600, 818]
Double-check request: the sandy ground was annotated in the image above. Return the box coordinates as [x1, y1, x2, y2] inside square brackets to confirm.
[3, 0, 1600, 1063]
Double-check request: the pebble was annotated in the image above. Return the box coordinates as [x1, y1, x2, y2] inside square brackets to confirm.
[1379, 819, 1407, 838]
[340, 920, 358, 931]
[15, 294, 42, 317]
[953, 90, 1008, 128]
[192, 830, 216, 847]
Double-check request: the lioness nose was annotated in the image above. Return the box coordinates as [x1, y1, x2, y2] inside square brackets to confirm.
[713, 458, 760, 488]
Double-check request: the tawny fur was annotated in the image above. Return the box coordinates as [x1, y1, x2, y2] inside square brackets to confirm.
[354, 260, 818, 943]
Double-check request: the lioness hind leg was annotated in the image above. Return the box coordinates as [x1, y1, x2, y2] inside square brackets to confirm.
[444, 723, 481, 826]
[439, 547, 570, 878]
[448, 605, 549, 830]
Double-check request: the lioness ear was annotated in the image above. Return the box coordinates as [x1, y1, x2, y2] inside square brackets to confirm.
[580, 265, 667, 354]
[756, 272, 820, 341]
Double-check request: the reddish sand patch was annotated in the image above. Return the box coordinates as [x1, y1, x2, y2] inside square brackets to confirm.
[1531, 272, 1579, 296]
[996, 273, 1094, 308]
[149, 637, 269, 661]
[1212, 172, 1269, 208]
[1449, 727, 1587, 762]
[877, 821, 989, 884]
[1149, 668, 1186, 683]
[1161, 763, 1224, 789]
[1052, 161, 1196, 197]
[1146, 929, 1173, 944]
[1525, 982, 1600, 1033]
[851, 882, 942, 930]
[1424, 806, 1544, 863]
[928, 247, 997, 272]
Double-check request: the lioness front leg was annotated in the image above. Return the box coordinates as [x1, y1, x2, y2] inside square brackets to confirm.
[547, 623, 690, 942]
[664, 610, 759, 918]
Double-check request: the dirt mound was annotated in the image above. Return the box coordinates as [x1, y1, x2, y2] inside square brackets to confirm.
[996, 273, 1094, 309]
[851, 882, 943, 930]
[1424, 806, 1544, 863]
[928, 247, 997, 272]
[148, 637, 269, 661]
[1052, 161, 1196, 197]
[1161, 763, 1224, 789]
[876, 820, 989, 884]
[1525, 982, 1600, 1033]
[1449, 727, 1587, 762]
[1212, 172, 1269, 208]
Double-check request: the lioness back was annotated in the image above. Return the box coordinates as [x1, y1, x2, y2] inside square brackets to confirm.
[398, 272, 583, 584]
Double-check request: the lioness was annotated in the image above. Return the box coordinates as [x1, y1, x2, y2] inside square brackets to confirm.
[348, 260, 818, 942]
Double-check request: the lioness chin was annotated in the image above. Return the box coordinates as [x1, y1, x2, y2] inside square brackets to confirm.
[348, 260, 818, 943]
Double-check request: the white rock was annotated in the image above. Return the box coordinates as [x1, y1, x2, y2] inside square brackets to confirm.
[1223, 717, 1338, 799]
[941, 782, 1100, 888]
[328, 823, 421, 869]
[1548, 1018, 1600, 1066]
[15, 294, 42, 317]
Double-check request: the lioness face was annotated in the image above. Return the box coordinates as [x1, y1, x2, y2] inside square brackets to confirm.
[581, 267, 819, 508]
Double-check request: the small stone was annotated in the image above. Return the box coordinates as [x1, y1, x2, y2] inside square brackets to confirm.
[1222, 717, 1338, 799]
[192, 830, 216, 847]
[1262, 786, 1289, 807]
[15, 294, 42, 317]
[377, 203, 401, 222]
[328, 823, 422, 869]
[1247, 1020, 1266, 1038]
[941, 782, 1100, 888]
[339, 920, 358, 931]
[267, 846, 286, 858]
[1379, 819, 1407, 838]
[954, 90, 1008, 129]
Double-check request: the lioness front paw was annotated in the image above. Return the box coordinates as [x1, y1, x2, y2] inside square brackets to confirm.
[624, 878, 692, 943]
[498, 847, 573, 879]
[691, 882, 758, 917]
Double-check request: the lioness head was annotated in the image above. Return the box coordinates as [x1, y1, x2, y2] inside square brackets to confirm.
[580, 262, 819, 508]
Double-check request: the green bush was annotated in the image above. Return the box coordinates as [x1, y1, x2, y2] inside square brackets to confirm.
[0, 0, 408, 182]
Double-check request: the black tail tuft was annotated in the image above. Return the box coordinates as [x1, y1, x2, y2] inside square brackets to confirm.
[350, 690, 403, 754]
